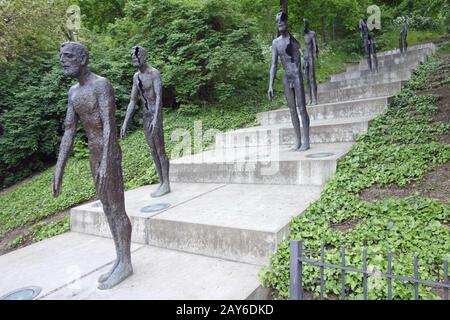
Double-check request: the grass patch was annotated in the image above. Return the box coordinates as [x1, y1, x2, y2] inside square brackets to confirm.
[259, 55, 450, 300]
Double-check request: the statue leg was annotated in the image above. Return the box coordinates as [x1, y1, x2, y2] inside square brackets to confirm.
[284, 79, 302, 150]
[305, 61, 312, 105]
[310, 58, 318, 105]
[88, 154, 120, 284]
[294, 79, 310, 152]
[150, 123, 171, 198]
[97, 151, 133, 290]
[144, 118, 164, 196]
[372, 42, 378, 72]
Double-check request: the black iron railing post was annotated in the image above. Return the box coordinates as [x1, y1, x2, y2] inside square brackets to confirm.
[290, 240, 302, 300]
[363, 247, 367, 300]
[388, 252, 392, 300]
[444, 260, 448, 301]
[414, 255, 419, 300]
[341, 245, 346, 300]
[320, 243, 325, 300]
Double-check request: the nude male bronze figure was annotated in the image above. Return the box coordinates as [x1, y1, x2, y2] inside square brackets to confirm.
[399, 21, 408, 54]
[121, 46, 170, 198]
[268, 12, 310, 151]
[303, 18, 320, 106]
[53, 42, 133, 290]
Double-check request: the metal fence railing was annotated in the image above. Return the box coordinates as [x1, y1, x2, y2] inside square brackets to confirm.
[290, 240, 449, 300]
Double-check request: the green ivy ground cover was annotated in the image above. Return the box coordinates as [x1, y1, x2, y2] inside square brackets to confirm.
[260, 55, 450, 300]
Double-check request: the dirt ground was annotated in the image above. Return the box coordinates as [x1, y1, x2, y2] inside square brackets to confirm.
[0, 210, 70, 256]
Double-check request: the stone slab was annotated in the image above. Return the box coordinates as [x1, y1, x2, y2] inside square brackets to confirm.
[0, 232, 144, 299]
[41, 244, 261, 300]
[257, 96, 390, 126]
[71, 183, 225, 244]
[147, 184, 322, 264]
[170, 143, 353, 186]
[215, 117, 372, 148]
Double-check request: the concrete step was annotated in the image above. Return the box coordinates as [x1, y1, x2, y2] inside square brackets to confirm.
[331, 62, 419, 82]
[346, 50, 429, 72]
[0, 232, 262, 300]
[215, 117, 372, 149]
[319, 70, 411, 92]
[169, 143, 353, 186]
[376, 43, 436, 58]
[71, 183, 324, 265]
[311, 81, 404, 104]
[257, 96, 390, 126]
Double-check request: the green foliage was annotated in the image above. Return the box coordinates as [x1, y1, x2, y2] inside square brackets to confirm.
[108, 0, 265, 105]
[0, 0, 70, 63]
[8, 216, 70, 250]
[0, 54, 73, 187]
[260, 56, 450, 300]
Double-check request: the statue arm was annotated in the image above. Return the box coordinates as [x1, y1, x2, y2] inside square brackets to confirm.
[121, 77, 139, 138]
[268, 43, 278, 100]
[152, 71, 163, 128]
[52, 97, 78, 196]
[97, 80, 116, 194]
[314, 32, 320, 59]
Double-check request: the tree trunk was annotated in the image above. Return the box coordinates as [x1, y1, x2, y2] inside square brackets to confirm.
[321, 16, 327, 46]
[331, 18, 335, 42]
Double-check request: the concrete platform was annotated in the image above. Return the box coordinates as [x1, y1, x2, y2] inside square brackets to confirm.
[257, 96, 390, 125]
[313, 80, 404, 104]
[72, 183, 323, 264]
[346, 47, 432, 72]
[330, 62, 420, 82]
[319, 71, 411, 92]
[215, 117, 371, 149]
[170, 143, 353, 185]
[375, 43, 435, 57]
[0, 233, 261, 300]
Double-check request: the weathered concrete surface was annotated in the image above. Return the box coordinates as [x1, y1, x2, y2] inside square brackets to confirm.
[330, 61, 420, 82]
[346, 47, 433, 72]
[313, 81, 404, 104]
[0, 233, 144, 299]
[215, 117, 371, 149]
[147, 184, 322, 264]
[257, 97, 390, 126]
[319, 71, 411, 92]
[71, 183, 323, 264]
[41, 244, 261, 300]
[170, 143, 353, 185]
[0, 232, 260, 300]
[72, 183, 225, 243]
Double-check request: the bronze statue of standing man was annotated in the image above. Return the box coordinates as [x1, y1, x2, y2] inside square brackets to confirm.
[53, 42, 133, 290]
[121, 46, 171, 198]
[268, 12, 310, 152]
[303, 18, 320, 106]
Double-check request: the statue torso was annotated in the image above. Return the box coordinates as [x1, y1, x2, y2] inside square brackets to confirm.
[136, 68, 160, 118]
[274, 35, 301, 78]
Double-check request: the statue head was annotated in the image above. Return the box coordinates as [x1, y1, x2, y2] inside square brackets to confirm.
[303, 18, 310, 33]
[60, 42, 89, 78]
[275, 12, 288, 33]
[131, 46, 148, 68]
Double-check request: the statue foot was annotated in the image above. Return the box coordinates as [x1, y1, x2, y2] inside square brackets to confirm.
[151, 183, 171, 198]
[298, 144, 310, 152]
[98, 258, 119, 283]
[97, 262, 133, 290]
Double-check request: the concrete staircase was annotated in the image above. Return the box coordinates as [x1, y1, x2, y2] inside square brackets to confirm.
[0, 43, 436, 300]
